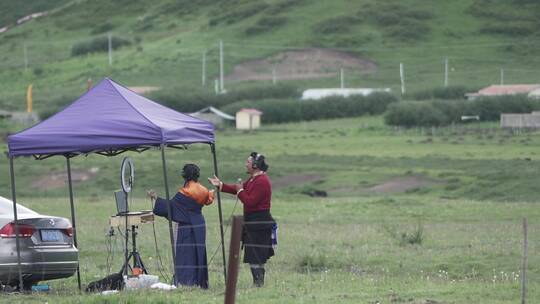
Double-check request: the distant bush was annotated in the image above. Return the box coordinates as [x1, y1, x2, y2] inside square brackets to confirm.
[383, 222, 425, 246]
[221, 92, 398, 124]
[372, 11, 400, 27]
[90, 22, 114, 35]
[384, 95, 540, 127]
[245, 16, 287, 36]
[480, 24, 534, 36]
[266, 0, 306, 14]
[209, 2, 269, 26]
[297, 253, 332, 271]
[149, 84, 301, 113]
[407, 86, 472, 100]
[71, 35, 131, 57]
[384, 102, 448, 127]
[32, 67, 44, 76]
[312, 16, 362, 34]
[386, 19, 431, 41]
[357, 3, 432, 41]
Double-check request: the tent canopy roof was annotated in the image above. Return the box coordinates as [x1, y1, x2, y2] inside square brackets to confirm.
[7, 78, 214, 157]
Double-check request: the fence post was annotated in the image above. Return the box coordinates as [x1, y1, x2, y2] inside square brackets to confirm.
[521, 218, 528, 304]
[23, 43, 28, 72]
[219, 40, 224, 93]
[444, 56, 448, 87]
[108, 33, 113, 66]
[224, 216, 244, 304]
[400, 63, 405, 95]
[202, 51, 206, 87]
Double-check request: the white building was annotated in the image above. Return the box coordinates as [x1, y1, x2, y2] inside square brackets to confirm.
[236, 108, 262, 130]
[301, 88, 391, 100]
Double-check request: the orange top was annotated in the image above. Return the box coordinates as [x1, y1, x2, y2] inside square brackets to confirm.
[179, 181, 214, 206]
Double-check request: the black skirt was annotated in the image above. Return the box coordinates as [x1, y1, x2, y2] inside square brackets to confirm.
[242, 210, 275, 264]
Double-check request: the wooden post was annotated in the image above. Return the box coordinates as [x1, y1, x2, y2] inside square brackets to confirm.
[521, 218, 528, 304]
[224, 216, 244, 304]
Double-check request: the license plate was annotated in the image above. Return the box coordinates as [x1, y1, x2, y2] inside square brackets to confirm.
[40, 230, 62, 242]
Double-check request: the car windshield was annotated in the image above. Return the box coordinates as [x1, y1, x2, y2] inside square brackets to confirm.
[0, 196, 38, 215]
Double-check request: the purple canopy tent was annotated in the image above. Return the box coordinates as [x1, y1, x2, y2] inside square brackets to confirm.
[6, 78, 227, 291]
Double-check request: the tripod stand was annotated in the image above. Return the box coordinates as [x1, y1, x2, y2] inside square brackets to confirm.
[120, 223, 148, 276]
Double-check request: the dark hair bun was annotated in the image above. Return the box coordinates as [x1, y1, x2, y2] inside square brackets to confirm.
[182, 164, 200, 182]
[250, 152, 269, 172]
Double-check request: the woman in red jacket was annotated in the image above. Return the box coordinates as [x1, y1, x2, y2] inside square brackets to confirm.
[208, 152, 275, 287]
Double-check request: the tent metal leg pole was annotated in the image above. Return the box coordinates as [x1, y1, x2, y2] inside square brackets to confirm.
[9, 156, 24, 292]
[66, 157, 82, 291]
[210, 143, 227, 282]
[160, 144, 176, 284]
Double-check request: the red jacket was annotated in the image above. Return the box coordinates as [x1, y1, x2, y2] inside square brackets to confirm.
[222, 173, 272, 214]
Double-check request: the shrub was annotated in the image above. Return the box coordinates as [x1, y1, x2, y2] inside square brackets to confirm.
[384, 101, 448, 127]
[221, 92, 398, 123]
[312, 16, 362, 34]
[32, 67, 44, 76]
[297, 253, 331, 271]
[209, 2, 269, 26]
[266, 0, 306, 14]
[383, 222, 425, 246]
[480, 24, 534, 36]
[407, 86, 472, 100]
[386, 19, 431, 41]
[148, 84, 301, 113]
[245, 16, 287, 36]
[385, 94, 540, 127]
[90, 22, 114, 35]
[71, 35, 131, 57]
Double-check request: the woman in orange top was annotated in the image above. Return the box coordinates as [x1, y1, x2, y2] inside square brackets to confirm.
[149, 164, 213, 288]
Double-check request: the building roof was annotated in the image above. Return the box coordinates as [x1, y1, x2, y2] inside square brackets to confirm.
[476, 85, 540, 96]
[301, 88, 391, 100]
[238, 108, 262, 115]
[191, 106, 235, 120]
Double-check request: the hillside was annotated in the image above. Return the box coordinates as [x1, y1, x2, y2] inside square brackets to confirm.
[1, 0, 540, 113]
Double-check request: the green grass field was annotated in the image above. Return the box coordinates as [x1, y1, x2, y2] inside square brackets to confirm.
[1, 116, 539, 303]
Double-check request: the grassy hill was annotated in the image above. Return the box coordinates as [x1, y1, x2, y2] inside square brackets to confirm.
[1, 0, 540, 113]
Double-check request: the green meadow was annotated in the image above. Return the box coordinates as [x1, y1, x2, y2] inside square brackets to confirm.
[1, 116, 538, 303]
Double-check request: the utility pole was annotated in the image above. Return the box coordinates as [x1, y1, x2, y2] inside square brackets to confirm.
[272, 68, 276, 85]
[340, 68, 344, 89]
[23, 43, 28, 72]
[202, 51, 206, 87]
[108, 33, 113, 66]
[219, 40, 224, 93]
[444, 57, 448, 87]
[400, 63, 405, 95]
[500, 68, 504, 85]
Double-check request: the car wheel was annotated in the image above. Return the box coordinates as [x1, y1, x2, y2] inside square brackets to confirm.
[22, 280, 36, 291]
